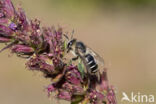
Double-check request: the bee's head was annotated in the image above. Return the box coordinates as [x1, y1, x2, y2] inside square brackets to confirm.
[67, 39, 76, 48]
[67, 39, 76, 53]
[63, 30, 76, 53]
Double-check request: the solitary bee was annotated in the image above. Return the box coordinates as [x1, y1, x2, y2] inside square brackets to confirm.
[64, 33, 104, 88]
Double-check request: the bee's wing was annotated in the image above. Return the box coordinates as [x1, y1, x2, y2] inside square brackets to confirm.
[86, 47, 104, 65]
[86, 47, 104, 73]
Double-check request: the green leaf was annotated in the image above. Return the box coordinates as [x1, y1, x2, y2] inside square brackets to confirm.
[78, 61, 85, 79]
[102, 101, 107, 104]
[64, 41, 67, 50]
[71, 95, 84, 104]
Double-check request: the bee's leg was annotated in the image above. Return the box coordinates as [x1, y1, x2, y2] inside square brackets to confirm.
[72, 56, 79, 61]
[96, 72, 101, 84]
[88, 75, 97, 89]
[87, 78, 91, 90]
[86, 75, 93, 92]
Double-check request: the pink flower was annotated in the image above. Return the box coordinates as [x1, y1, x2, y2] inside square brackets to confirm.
[12, 45, 34, 54]
[89, 90, 105, 104]
[1, 0, 15, 18]
[47, 84, 56, 96]
[0, 37, 10, 43]
[107, 86, 117, 104]
[62, 82, 84, 94]
[65, 65, 83, 85]
[58, 90, 71, 101]
[26, 56, 54, 73]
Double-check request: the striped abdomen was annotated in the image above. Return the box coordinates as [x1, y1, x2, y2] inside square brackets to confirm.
[85, 54, 98, 73]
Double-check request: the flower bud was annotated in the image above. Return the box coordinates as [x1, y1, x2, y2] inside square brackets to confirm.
[0, 37, 10, 43]
[47, 84, 56, 96]
[1, 0, 15, 17]
[12, 45, 34, 54]
[58, 90, 71, 101]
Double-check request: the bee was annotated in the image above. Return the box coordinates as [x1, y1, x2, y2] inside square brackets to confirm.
[64, 32, 104, 87]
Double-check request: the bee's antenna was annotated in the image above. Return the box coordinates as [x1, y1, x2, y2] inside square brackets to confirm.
[71, 29, 74, 39]
[63, 34, 69, 40]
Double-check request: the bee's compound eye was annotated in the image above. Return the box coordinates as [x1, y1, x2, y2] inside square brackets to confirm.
[67, 41, 72, 48]
[67, 42, 73, 50]
[69, 42, 72, 45]
[67, 39, 76, 49]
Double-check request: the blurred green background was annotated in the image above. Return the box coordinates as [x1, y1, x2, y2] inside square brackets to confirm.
[0, 0, 156, 104]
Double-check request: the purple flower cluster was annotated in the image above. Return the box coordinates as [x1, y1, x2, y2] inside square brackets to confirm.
[0, 0, 117, 104]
